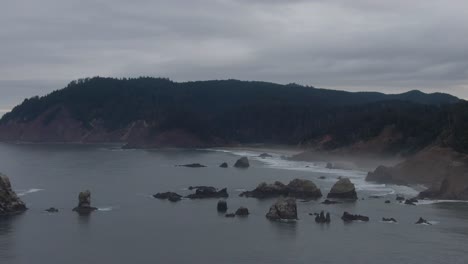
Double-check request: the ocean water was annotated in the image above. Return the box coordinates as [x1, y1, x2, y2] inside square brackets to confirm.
[0, 143, 467, 264]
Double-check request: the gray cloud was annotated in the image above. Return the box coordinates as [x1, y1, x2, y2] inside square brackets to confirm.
[1, 0, 467, 111]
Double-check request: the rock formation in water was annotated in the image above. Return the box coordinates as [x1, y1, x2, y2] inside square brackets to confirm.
[341, 212, 369, 222]
[259, 153, 273, 158]
[45, 207, 59, 213]
[234, 157, 250, 168]
[265, 197, 298, 221]
[153, 192, 183, 202]
[176, 163, 206, 168]
[415, 217, 431, 225]
[185, 186, 228, 199]
[235, 207, 249, 216]
[315, 211, 331, 223]
[72, 190, 97, 214]
[0, 174, 27, 215]
[327, 178, 358, 200]
[217, 200, 227, 212]
[219, 162, 228, 168]
[382, 217, 397, 223]
[240, 179, 322, 199]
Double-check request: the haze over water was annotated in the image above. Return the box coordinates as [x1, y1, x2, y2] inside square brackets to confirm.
[0, 143, 467, 264]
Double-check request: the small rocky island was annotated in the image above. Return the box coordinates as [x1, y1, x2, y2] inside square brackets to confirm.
[327, 178, 358, 200]
[0, 174, 27, 215]
[240, 178, 322, 199]
[72, 190, 98, 215]
[266, 197, 298, 221]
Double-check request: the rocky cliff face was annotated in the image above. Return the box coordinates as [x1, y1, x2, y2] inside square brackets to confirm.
[366, 147, 468, 200]
[0, 174, 27, 215]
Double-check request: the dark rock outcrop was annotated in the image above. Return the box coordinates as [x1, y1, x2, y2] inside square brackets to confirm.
[234, 157, 250, 168]
[382, 217, 397, 223]
[326, 162, 333, 169]
[385, 200, 391, 204]
[153, 192, 183, 202]
[45, 207, 59, 213]
[415, 217, 431, 225]
[396, 195, 405, 201]
[259, 153, 273, 158]
[322, 199, 341, 205]
[265, 197, 298, 221]
[235, 207, 249, 216]
[341, 212, 369, 222]
[240, 179, 322, 199]
[404, 198, 418, 205]
[327, 178, 358, 200]
[177, 163, 206, 168]
[186, 186, 228, 199]
[219, 162, 228, 168]
[0, 174, 27, 215]
[72, 190, 98, 214]
[225, 213, 235, 217]
[217, 200, 228, 212]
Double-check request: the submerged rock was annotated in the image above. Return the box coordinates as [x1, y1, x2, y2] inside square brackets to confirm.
[396, 195, 405, 201]
[322, 199, 341, 205]
[235, 207, 249, 216]
[177, 163, 206, 168]
[225, 213, 235, 218]
[259, 153, 273, 159]
[185, 186, 228, 199]
[45, 207, 59, 213]
[219, 162, 228, 168]
[341, 212, 369, 222]
[326, 162, 333, 169]
[385, 200, 391, 204]
[318, 176, 326, 179]
[153, 192, 183, 202]
[217, 200, 228, 212]
[240, 179, 322, 199]
[0, 174, 27, 215]
[234, 157, 250, 168]
[382, 217, 397, 223]
[72, 190, 97, 214]
[415, 217, 431, 225]
[265, 197, 298, 221]
[327, 178, 358, 200]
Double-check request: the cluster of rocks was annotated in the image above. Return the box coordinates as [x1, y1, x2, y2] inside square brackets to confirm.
[415, 217, 431, 225]
[217, 200, 249, 217]
[154, 186, 228, 202]
[382, 217, 397, 223]
[0, 174, 27, 215]
[314, 211, 331, 223]
[240, 179, 322, 199]
[174, 157, 249, 169]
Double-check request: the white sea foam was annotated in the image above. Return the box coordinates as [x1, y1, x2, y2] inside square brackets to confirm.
[98, 206, 118, 211]
[16, 188, 44, 197]
[415, 199, 468, 205]
[206, 148, 420, 197]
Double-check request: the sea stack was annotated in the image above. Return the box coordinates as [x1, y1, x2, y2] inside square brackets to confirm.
[265, 197, 298, 221]
[327, 178, 358, 200]
[72, 190, 98, 215]
[234, 157, 250, 168]
[0, 174, 27, 215]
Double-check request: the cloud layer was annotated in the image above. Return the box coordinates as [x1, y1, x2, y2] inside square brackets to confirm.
[1, 0, 467, 106]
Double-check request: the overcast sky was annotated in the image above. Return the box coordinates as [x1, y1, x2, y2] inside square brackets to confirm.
[1, 0, 468, 113]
